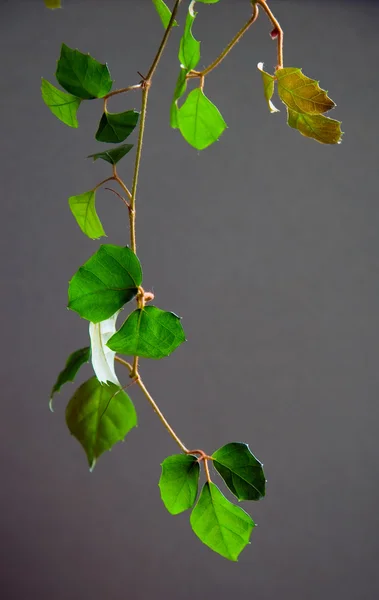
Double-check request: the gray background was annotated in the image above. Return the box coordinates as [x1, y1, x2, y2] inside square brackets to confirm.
[1, 0, 379, 598]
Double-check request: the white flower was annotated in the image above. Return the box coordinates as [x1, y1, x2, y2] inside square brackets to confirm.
[89, 312, 120, 386]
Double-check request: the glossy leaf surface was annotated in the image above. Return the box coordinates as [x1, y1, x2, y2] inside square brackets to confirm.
[88, 144, 133, 165]
[69, 190, 105, 240]
[179, 1, 200, 71]
[95, 110, 139, 143]
[190, 482, 255, 561]
[107, 306, 185, 359]
[287, 109, 342, 144]
[50, 347, 90, 409]
[41, 79, 81, 127]
[178, 88, 227, 150]
[68, 245, 142, 323]
[66, 377, 137, 470]
[89, 313, 120, 386]
[276, 67, 335, 115]
[212, 442, 266, 501]
[56, 43, 112, 99]
[152, 0, 178, 28]
[257, 63, 279, 114]
[159, 454, 200, 515]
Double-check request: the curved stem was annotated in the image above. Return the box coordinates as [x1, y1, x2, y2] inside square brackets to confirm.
[187, 3, 259, 80]
[257, 0, 283, 69]
[137, 377, 189, 454]
[93, 176, 115, 191]
[203, 459, 212, 483]
[104, 187, 130, 209]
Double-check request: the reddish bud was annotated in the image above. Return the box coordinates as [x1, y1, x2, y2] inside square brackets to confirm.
[270, 27, 279, 39]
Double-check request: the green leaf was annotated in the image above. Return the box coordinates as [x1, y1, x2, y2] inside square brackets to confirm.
[107, 306, 186, 359]
[68, 190, 106, 240]
[276, 67, 335, 115]
[196, 0, 220, 3]
[178, 1, 200, 71]
[287, 108, 343, 144]
[152, 0, 178, 28]
[41, 79, 81, 128]
[56, 43, 112, 99]
[50, 347, 90, 410]
[95, 110, 139, 143]
[66, 377, 137, 470]
[178, 88, 227, 150]
[68, 244, 142, 323]
[212, 442, 266, 501]
[159, 454, 200, 514]
[44, 0, 61, 7]
[257, 63, 279, 114]
[170, 68, 188, 129]
[88, 144, 134, 165]
[190, 482, 255, 561]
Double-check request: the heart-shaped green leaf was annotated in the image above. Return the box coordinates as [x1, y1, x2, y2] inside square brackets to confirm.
[69, 190, 105, 240]
[41, 79, 81, 127]
[190, 482, 255, 561]
[159, 454, 200, 514]
[56, 43, 112, 99]
[212, 442, 266, 501]
[107, 306, 186, 359]
[95, 110, 139, 143]
[66, 377, 137, 470]
[68, 245, 142, 323]
[178, 88, 227, 150]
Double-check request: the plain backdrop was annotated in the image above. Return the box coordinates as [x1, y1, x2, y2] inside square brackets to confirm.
[1, 0, 379, 598]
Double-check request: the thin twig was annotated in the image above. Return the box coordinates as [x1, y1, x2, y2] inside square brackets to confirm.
[257, 0, 283, 69]
[187, 3, 259, 80]
[104, 83, 143, 101]
[104, 187, 130, 209]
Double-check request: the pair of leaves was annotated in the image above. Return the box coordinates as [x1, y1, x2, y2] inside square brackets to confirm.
[42, 44, 112, 127]
[68, 244, 185, 358]
[258, 64, 342, 144]
[159, 443, 265, 560]
[171, 2, 227, 149]
[69, 144, 134, 240]
[66, 377, 137, 470]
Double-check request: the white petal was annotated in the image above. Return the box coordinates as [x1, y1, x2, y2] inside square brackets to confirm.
[89, 313, 120, 386]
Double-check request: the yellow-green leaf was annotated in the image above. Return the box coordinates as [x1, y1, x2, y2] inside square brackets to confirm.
[69, 190, 106, 239]
[41, 79, 81, 128]
[276, 67, 335, 115]
[287, 108, 343, 145]
[257, 63, 279, 114]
